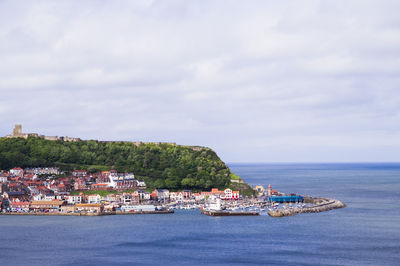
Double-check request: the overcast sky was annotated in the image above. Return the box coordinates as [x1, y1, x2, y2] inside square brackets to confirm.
[1, 0, 400, 163]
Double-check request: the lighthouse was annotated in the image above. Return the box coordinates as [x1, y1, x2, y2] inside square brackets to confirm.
[267, 184, 272, 196]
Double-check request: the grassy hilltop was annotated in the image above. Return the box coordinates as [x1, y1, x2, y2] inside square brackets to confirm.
[0, 136, 254, 195]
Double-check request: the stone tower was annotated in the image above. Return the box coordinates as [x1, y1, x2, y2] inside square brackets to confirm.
[13, 124, 22, 136]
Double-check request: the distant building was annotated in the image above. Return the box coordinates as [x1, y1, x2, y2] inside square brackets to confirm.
[30, 200, 65, 212]
[254, 185, 265, 196]
[5, 124, 81, 142]
[67, 195, 83, 204]
[268, 195, 303, 203]
[10, 201, 30, 212]
[25, 168, 61, 175]
[5, 124, 38, 139]
[9, 167, 24, 177]
[87, 194, 101, 204]
[152, 189, 169, 200]
[75, 203, 103, 213]
[72, 170, 88, 177]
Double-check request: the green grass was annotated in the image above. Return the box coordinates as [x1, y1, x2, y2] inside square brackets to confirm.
[229, 172, 242, 180]
[229, 182, 255, 197]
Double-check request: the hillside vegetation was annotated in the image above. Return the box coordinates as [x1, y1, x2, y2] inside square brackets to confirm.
[0, 137, 243, 191]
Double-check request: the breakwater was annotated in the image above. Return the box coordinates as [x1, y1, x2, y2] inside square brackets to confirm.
[268, 198, 346, 217]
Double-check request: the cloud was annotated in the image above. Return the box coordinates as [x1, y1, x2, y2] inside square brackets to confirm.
[0, 0, 400, 162]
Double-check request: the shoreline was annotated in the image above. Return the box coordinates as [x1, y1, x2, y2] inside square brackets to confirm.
[0, 210, 174, 216]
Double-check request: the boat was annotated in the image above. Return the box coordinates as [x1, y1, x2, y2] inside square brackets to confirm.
[201, 209, 259, 216]
[201, 197, 259, 217]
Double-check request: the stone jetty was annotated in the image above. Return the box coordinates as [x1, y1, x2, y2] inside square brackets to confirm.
[268, 198, 346, 217]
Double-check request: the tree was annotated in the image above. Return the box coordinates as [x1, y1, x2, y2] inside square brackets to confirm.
[181, 178, 196, 188]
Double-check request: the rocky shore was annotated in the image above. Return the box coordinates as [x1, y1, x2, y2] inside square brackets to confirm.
[268, 198, 346, 217]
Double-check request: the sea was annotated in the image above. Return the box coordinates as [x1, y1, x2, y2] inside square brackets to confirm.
[0, 163, 399, 266]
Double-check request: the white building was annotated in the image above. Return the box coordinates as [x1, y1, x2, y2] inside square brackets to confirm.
[9, 167, 24, 177]
[44, 194, 56, 201]
[67, 195, 82, 204]
[33, 194, 44, 201]
[136, 180, 146, 187]
[0, 175, 8, 183]
[88, 194, 101, 204]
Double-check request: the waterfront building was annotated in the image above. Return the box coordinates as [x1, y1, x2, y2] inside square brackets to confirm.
[10, 201, 30, 212]
[105, 194, 117, 203]
[121, 193, 134, 204]
[75, 203, 103, 213]
[200, 188, 239, 200]
[268, 195, 303, 203]
[134, 190, 150, 201]
[30, 200, 65, 212]
[87, 194, 101, 204]
[67, 195, 83, 204]
[193, 193, 204, 201]
[61, 205, 76, 213]
[170, 190, 193, 202]
[152, 189, 169, 201]
[220, 188, 240, 200]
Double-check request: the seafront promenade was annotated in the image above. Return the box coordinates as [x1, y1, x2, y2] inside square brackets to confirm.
[0, 209, 174, 216]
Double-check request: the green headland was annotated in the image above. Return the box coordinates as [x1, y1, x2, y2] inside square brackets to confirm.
[0, 136, 254, 195]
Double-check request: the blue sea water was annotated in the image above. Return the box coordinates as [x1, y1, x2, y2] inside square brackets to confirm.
[1, 163, 400, 266]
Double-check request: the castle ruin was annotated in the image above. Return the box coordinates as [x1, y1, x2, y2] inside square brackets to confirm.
[5, 124, 81, 142]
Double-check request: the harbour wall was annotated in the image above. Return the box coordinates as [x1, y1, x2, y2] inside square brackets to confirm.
[0, 210, 174, 216]
[268, 198, 346, 217]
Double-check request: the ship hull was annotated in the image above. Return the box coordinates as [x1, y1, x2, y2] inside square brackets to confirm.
[201, 210, 259, 216]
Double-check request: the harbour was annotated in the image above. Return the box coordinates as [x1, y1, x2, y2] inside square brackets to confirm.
[0, 163, 399, 265]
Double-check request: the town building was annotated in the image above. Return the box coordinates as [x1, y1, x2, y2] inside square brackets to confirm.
[72, 170, 88, 177]
[9, 167, 24, 177]
[30, 200, 65, 212]
[25, 167, 61, 175]
[75, 203, 103, 213]
[67, 195, 83, 204]
[152, 189, 169, 201]
[10, 201, 30, 212]
[87, 194, 101, 204]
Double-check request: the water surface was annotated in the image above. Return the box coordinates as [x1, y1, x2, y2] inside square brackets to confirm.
[0, 163, 399, 265]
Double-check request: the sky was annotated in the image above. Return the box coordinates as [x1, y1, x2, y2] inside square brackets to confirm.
[1, 0, 400, 163]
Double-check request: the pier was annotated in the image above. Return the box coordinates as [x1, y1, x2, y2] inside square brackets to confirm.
[268, 198, 346, 217]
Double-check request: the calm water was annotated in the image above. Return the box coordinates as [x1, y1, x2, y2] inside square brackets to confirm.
[1, 163, 400, 265]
